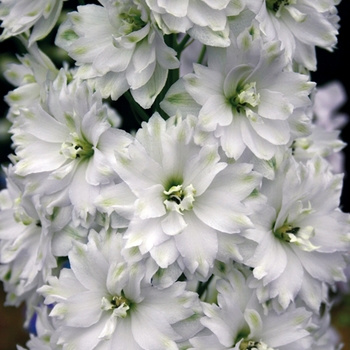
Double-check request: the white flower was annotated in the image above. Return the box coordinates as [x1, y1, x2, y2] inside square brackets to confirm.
[3, 43, 59, 121]
[0, 0, 64, 45]
[248, 0, 340, 70]
[146, 0, 246, 47]
[162, 23, 314, 160]
[39, 229, 201, 350]
[244, 157, 350, 311]
[307, 303, 343, 350]
[55, 0, 179, 108]
[292, 80, 348, 174]
[291, 126, 346, 173]
[190, 268, 314, 349]
[0, 167, 57, 324]
[96, 113, 261, 279]
[17, 305, 62, 350]
[10, 72, 132, 225]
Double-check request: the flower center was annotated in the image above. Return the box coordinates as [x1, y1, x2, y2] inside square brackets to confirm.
[266, 0, 290, 13]
[273, 223, 319, 251]
[229, 82, 260, 113]
[117, 4, 146, 36]
[111, 295, 129, 309]
[60, 132, 94, 160]
[240, 340, 274, 350]
[101, 292, 130, 318]
[273, 223, 299, 242]
[163, 184, 196, 213]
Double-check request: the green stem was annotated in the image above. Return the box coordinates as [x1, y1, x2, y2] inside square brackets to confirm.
[124, 91, 150, 125]
[175, 34, 191, 57]
[152, 34, 181, 118]
[197, 275, 214, 299]
[197, 45, 207, 65]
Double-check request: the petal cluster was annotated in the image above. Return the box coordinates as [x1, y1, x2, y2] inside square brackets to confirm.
[0, 0, 64, 45]
[97, 113, 261, 279]
[0, 1, 349, 349]
[55, 0, 179, 108]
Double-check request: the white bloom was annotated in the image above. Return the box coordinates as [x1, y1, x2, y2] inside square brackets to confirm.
[10, 72, 132, 225]
[248, 0, 340, 70]
[291, 126, 346, 173]
[96, 113, 261, 279]
[0, 168, 56, 323]
[146, 0, 246, 47]
[190, 268, 314, 349]
[4, 43, 59, 121]
[308, 303, 343, 350]
[292, 81, 348, 174]
[162, 23, 314, 160]
[0, 0, 64, 45]
[244, 157, 350, 311]
[55, 0, 179, 108]
[39, 229, 200, 350]
[17, 305, 62, 350]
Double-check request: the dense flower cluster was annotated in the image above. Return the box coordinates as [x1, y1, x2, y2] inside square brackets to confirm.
[0, 0, 349, 349]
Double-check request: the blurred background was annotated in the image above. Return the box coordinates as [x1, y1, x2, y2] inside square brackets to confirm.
[0, 1, 350, 349]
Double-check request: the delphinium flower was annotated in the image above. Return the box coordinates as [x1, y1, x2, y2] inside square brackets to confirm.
[0, 0, 64, 45]
[0, 0, 348, 349]
[16, 305, 62, 350]
[291, 81, 348, 174]
[10, 71, 132, 227]
[161, 22, 314, 160]
[244, 156, 350, 311]
[55, 0, 180, 108]
[146, 0, 246, 47]
[0, 167, 57, 324]
[38, 229, 202, 350]
[189, 266, 314, 349]
[307, 303, 343, 350]
[247, 0, 340, 71]
[96, 112, 261, 280]
[3, 43, 60, 121]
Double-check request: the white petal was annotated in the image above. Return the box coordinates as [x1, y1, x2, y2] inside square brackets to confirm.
[131, 63, 168, 109]
[250, 118, 290, 145]
[175, 212, 218, 277]
[244, 309, 263, 339]
[198, 94, 233, 132]
[132, 305, 180, 350]
[161, 211, 187, 235]
[183, 144, 226, 196]
[258, 89, 293, 120]
[150, 239, 180, 268]
[64, 291, 104, 327]
[95, 182, 136, 219]
[68, 239, 108, 292]
[135, 184, 166, 219]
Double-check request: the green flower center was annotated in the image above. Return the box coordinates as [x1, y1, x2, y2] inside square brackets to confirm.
[274, 223, 299, 242]
[266, 0, 290, 13]
[229, 82, 260, 113]
[118, 6, 146, 35]
[163, 184, 196, 213]
[273, 222, 319, 251]
[240, 340, 274, 350]
[111, 295, 129, 309]
[101, 292, 131, 318]
[60, 132, 94, 160]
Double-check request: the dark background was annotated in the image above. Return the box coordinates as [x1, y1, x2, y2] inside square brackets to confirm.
[0, 1, 350, 349]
